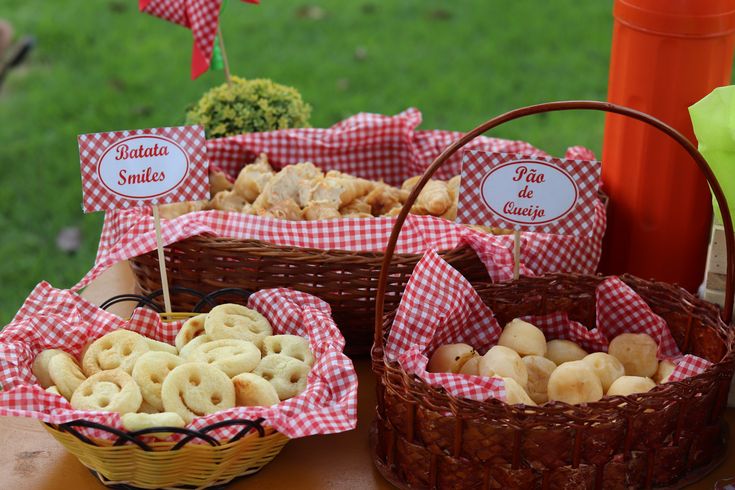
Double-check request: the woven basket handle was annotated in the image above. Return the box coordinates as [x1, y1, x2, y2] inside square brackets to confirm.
[374, 100, 735, 352]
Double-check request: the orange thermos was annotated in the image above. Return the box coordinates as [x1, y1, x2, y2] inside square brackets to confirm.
[601, 0, 735, 291]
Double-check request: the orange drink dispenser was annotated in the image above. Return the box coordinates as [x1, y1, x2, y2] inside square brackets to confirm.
[601, 0, 735, 290]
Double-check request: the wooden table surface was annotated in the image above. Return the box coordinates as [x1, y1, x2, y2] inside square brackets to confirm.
[1, 261, 733, 489]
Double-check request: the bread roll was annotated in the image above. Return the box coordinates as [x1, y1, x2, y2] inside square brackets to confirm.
[416, 180, 452, 215]
[303, 201, 341, 220]
[608, 333, 658, 377]
[479, 346, 528, 388]
[654, 360, 676, 384]
[582, 352, 625, 392]
[606, 376, 656, 397]
[458, 354, 481, 375]
[497, 319, 546, 356]
[207, 190, 249, 213]
[547, 360, 603, 405]
[427, 343, 475, 374]
[545, 339, 587, 365]
[501, 377, 536, 406]
[522, 355, 556, 404]
[209, 169, 233, 195]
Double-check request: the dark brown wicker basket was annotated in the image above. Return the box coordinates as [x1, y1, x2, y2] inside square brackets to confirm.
[371, 101, 735, 489]
[129, 238, 488, 356]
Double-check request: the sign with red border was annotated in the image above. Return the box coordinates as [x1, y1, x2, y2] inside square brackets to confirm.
[79, 126, 209, 213]
[457, 151, 601, 236]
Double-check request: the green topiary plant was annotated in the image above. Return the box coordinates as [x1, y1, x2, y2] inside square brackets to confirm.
[186, 76, 312, 138]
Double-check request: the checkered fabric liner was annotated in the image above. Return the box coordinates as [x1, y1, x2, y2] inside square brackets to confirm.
[78, 126, 209, 212]
[75, 211, 529, 291]
[457, 151, 602, 236]
[76, 109, 605, 288]
[386, 251, 712, 403]
[206, 108, 596, 187]
[0, 282, 358, 443]
[139, 0, 259, 79]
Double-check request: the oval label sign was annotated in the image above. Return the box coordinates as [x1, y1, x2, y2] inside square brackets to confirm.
[97, 135, 190, 199]
[480, 160, 579, 226]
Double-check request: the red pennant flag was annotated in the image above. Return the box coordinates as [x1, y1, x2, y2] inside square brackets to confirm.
[139, 0, 259, 79]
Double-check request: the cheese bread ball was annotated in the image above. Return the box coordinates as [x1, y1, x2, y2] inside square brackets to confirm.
[501, 377, 536, 406]
[479, 346, 528, 388]
[547, 360, 603, 405]
[582, 352, 625, 392]
[608, 333, 658, 377]
[497, 319, 547, 356]
[427, 343, 476, 374]
[522, 355, 556, 404]
[545, 340, 588, 365]
[653, 360, 676, 384]
[458, 354, 481, 376]
[606, 376, 656, 397]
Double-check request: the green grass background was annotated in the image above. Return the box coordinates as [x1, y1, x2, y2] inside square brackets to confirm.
[0, 0, 612, 323]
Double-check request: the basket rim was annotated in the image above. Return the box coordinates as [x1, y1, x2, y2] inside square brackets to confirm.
[144, 234, 482, 261]
[43, 419, 284, 450]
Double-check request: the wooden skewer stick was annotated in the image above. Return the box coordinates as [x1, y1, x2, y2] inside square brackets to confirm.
[513, 230, 521, 280]
[152, 205, 172, 313]
[217, 27, 232, 87]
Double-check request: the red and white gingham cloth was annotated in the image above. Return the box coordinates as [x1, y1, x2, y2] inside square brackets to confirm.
[386, 250, 713, 402]
[0, 282, 357, 442]
[78, 126, 210, 212]
[207, 108, 596, 187]
[75, 109, 605, 289]
[75, 212, 528, 291]
[139, 0, 259, 79]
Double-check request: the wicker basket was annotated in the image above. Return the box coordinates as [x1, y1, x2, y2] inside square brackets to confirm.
[130, 238, 488, 356]
[45, 418, 288, 489]
[371, 101, 735, 489]
[44, 294, 289, 490]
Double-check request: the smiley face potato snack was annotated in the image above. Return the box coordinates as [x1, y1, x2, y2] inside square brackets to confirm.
[160, 363, 236, 424]
[33, 304, 314, 428]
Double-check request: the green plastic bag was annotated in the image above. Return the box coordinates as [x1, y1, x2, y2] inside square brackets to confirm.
[689, 86, 735, 226]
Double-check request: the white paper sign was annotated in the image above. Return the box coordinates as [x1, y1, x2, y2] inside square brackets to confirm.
[97, 135, 190, 199]
[78, 125, 209, 213]
[481, 160, 578, 226]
